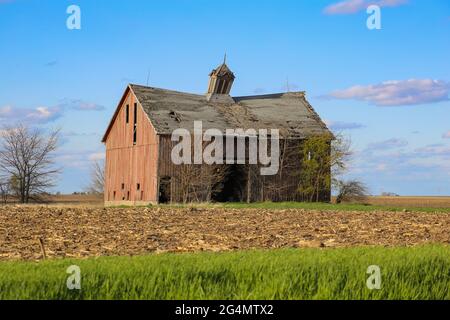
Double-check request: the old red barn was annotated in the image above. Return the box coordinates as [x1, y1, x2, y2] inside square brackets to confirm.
[102, 62, 332, 205]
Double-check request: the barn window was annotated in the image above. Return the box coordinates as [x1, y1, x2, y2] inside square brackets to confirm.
[216, 79, 224, 94]
[113, 191, 116, 200]
[137, 183, 140, 191]
[121, 183, 125, 190]
[220, 80, 228, 94]
[133, 103, 137, 145]
[125, 105, 129, 124]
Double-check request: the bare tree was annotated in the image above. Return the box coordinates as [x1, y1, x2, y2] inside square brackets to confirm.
[175, 164, 198, 203]
[172, 163, 230, 203]
[200, 164, 229, 202]
[0, 124, 60, 203]
[88, 160, 105, 195]
[262, 139, 302, 202]
[335, 180, 369, 204]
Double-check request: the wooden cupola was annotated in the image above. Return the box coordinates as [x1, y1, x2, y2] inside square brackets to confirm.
[207, 56, 235, 97]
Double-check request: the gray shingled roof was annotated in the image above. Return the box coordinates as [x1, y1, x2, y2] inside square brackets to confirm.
[129, 84, 331, 138]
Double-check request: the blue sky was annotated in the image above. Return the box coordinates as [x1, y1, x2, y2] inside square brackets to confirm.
[0, 0, 449, 195]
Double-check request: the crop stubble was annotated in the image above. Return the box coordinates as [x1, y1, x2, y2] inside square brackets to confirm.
[0, 206, 449, 261]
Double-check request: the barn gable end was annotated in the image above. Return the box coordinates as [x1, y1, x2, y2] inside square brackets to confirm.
[103, 86, 159, 206]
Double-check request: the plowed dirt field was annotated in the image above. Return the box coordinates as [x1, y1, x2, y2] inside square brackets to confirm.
[1, 206, 449, 261]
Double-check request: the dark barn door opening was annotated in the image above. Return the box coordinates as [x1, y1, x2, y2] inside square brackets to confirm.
[159, 177, 171, 204]
[213, 165, 246, 202]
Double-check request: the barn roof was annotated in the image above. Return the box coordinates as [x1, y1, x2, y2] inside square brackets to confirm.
[130, 84, 330, 138]
[102, 84, 331, 142]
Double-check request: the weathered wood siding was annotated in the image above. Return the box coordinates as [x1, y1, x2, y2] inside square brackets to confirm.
[104, 89, 159, 205]
[157, 136, 331, 203]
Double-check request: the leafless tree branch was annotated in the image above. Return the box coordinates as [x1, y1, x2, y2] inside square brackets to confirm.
[0, 124, 61, 203]
[88, 160, 105, 195]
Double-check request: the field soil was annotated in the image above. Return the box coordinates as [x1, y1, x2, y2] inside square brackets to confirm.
[1, 206, 449, 261]
[362, 196, 450, 208]
[18, 194, 449, 208]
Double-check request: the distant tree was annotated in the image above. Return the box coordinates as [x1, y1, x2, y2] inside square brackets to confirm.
[0, 124, 60, 203]
[88, 160, 105, 195]
[336, 180, 369, 204]
[8, 174, 20, 199]
[381, 192, 400, 197]
[298, 133, 351, 202]
[0, 180, 11, 205]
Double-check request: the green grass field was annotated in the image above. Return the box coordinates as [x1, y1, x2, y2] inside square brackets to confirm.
[158, 201, 450, 213]
[1, 245, 449, 300]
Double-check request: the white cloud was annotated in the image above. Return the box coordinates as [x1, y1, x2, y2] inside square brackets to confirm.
[0, 105, 63, 124]
[0, 105, 12, 117]
[63, 131, 99, 137]
[54, 150, 105, 169]
[59, 99, 105, 111]
[27, 107, 60, 122]
[414, 144, 450, 157]
[324, 0, 408, 15]
[375, 163, 388, 172]
[325, 120, 365, 131]
[367, 138, 408, 150]
[348, 143, 450, 186]
[326, 79, 450, 106]
[0, 97, 105, 126]
[407, 157, 450, 170]
[443, 131, 450, 139]
[345, 140, 450, 196]
[88, 152, 105, 161]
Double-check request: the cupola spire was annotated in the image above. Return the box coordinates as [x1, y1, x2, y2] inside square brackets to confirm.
[207, 59, 235, 96]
